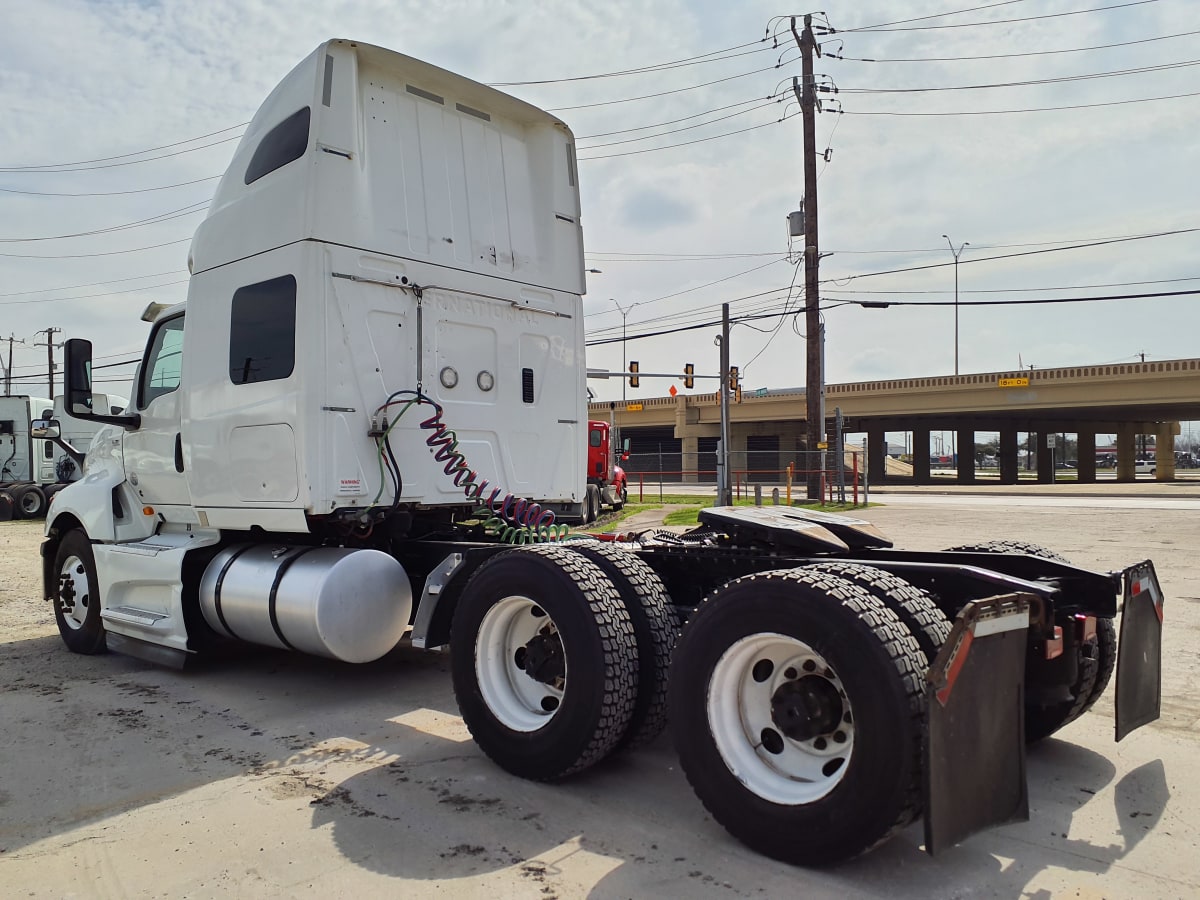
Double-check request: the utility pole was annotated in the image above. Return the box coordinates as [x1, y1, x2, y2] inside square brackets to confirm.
[3, 334, 20, 397]
[35, 327, 60, 400]
[793, 14, 823, 499]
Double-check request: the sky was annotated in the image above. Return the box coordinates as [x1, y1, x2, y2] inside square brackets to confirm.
[1, 0, 1198, 407]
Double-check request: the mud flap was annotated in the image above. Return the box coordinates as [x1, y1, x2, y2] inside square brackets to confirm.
[924, 593, 1034, 855]
[0, 490, 12, 521]
[1115, 561, 1164, 741]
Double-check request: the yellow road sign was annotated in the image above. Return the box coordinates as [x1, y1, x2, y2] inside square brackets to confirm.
[625, 402, 644, 411]
[998, 376, 1030, 388]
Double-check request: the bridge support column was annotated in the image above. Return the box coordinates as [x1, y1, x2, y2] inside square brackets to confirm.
[681, 435, 698, 484]
[1076, 431, 1096, 483]
[998, 428, 1019, 484]
[1036, 431, 1054, 483]
[867, 425, 886, 484]
[956, 427, 975, 484]
[1156, 422, 1180, 480]
[912, 426, 931, 483]
[1116, 424, 1136, 482]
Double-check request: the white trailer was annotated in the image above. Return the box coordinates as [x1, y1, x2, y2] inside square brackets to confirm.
[0, 393, 124, 517]
[40, 39, 1164, 866]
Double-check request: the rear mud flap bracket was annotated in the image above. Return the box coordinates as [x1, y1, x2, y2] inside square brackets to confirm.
[924, 592, 1034, 855]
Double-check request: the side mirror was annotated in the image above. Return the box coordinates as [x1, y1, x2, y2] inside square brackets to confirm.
[65, 338, 95, 416]
[63, 337, 141, 429]
[31, 418, 61, 439]
[622, 438, 631, 452]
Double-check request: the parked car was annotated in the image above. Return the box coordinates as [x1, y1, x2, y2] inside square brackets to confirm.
[1135, 460, 1157, 475]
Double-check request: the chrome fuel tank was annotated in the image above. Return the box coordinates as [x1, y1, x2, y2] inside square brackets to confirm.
[199, 544, 412, 663]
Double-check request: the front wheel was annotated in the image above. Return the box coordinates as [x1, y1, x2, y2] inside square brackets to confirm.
[450, 545, 638, 781]
[52, 529, 107, 654]
[669, 568, 925, 866]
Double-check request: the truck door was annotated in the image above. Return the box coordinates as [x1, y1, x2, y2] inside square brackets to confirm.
[122, 314, 192, 510]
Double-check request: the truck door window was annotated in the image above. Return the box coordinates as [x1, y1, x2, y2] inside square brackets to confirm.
[589, 429, 603, 447]
[139, 316, 185, 409]
[244, 107, 311, 185]
[229, 275, 297, 385]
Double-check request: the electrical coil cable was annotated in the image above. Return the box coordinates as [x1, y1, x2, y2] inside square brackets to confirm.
[373, 390, 570, 543]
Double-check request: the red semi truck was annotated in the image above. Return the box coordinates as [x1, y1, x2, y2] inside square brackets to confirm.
[583, 420, 628, 523]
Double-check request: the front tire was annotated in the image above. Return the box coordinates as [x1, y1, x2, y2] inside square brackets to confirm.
[450, 545, 638, 781]
[52, 529, 107, 654]
[669, 568, 925, 866]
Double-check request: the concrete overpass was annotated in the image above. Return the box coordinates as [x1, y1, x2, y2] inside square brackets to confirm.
[588, 356, 1200, 485]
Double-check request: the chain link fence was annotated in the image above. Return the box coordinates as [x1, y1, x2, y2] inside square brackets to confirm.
[619, 449, 867, 506]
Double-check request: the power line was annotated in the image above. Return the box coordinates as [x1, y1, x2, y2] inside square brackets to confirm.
[578, 115, 793, 160]
[847, 0, 1031, 32]
[0, 269, 185, 299]
[586, 286, 1200, 346]
[0, 134, 242, 175]
[842, 88, 1200, 116]
[0, 201, 207, 243]
[843, 0, 1162, 34]
[575, 94, 781, 140]
[830, 28, 1200, 63]
[0, 237, 190, 260]
[823, 274, 1200, 295]
[837, 58, 1200, 95]
[0, 175, 222, 197]
[0, 123, 248, 171]
[577, 97, 784, 150]
[823, 228, 1200, 284]
[0, 278, 188, 307]
[489, 39, 774, 85]
[547, 59, 794, 112]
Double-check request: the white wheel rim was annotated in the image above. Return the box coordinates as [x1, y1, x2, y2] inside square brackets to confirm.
[707, 632, 854, 804]
[476, 595, 565, 732]
[58, 554, 90, 631]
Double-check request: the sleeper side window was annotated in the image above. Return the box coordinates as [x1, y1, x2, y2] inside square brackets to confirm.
[229, 275, 297, 385]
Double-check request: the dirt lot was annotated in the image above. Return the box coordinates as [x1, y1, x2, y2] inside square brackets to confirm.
[2, 500, 1198, 898]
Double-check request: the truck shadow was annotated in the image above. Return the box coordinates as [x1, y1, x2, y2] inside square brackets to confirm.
[309, 726, 1168, 897]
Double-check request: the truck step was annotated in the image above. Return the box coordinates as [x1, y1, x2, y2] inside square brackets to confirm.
[103, 606, 171, 627]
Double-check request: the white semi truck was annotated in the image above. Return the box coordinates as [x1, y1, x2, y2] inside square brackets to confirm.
[0, 393, 124, 518]
[39, 39, 1164, 865]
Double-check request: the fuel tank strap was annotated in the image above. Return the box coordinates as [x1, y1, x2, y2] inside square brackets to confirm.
[266, 547, 322, 651]
[211, 544, 255, 640]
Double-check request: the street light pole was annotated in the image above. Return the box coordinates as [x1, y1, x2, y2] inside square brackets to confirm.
[611, 298, 640, 403]
[942, 235, 969, 376]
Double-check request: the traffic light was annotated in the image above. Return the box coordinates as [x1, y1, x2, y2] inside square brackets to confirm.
[628, 360, 640, 388]
[683, 363, 694, 389]
[728, 365, 739, 392]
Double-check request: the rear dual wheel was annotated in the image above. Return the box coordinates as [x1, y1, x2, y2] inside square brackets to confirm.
[668, 568, 926, 866]
[450, 545, 638, 781]
[12, 483, 47, 519]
